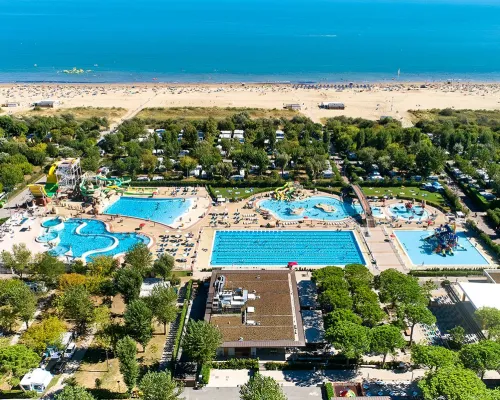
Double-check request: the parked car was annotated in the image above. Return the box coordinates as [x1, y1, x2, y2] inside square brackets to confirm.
[63, 343, 76, 359]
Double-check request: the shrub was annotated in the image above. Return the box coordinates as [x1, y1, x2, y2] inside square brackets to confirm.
[409, 269, 485, 277]
[466, 220, 500, 260]
[172, 300, 189, 362]
[200, 363, 211, 385]
[325, 382, 334, 400]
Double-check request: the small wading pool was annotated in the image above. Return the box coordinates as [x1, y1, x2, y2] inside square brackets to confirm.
[41, 217, 63, 228]
[37, 232, 58, 242]
[210, 230, 365, 266]
[394, 230, 489, 266]
[259, 196, 363, 221]
[104, 197, 193, 226]
[388, 204, 429, 221]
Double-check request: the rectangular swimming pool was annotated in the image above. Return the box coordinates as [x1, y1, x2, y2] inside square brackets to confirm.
[394, 230, 490, 266]
[210, 230, 366, 267]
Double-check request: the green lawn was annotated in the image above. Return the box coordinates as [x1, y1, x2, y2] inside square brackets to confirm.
[361, 186, 449, 210]
[209, 187, 275, 201]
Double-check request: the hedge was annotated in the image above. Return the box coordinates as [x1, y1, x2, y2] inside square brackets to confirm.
[409, 269, 486, 277]
[466, 220, 500, 260]
[185, 280, 193, 302]
[172, 300, 189, 362]
[0, 390, 37, 399]
[200, 363, 211, 385]
[87, 389, 129, 399]
[487, 209, 500, 228]
[324, 382, 334, 400]
[211, 359, 259, 369]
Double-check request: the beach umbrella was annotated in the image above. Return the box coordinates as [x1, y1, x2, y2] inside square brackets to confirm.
[139, 223, 146, 229]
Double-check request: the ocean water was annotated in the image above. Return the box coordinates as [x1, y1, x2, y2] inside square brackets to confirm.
[1, 0, 500, 83]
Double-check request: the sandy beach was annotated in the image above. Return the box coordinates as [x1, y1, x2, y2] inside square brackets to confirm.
[1, 82, 500, 126]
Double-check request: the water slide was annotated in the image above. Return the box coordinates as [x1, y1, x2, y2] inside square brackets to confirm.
[275, 182, 294, 201]
[29, 162, 60, 198]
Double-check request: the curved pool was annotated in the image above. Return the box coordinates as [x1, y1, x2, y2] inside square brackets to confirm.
[388, 204, 429, 221]
[48, 219, 150, 262]
[259, 196, 363, 221]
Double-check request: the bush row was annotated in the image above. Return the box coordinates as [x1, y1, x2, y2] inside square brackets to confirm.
[210, 358, 259, 369]
[486, 208, 500, 228]
[172, 300, 189, 362]
[442, 186, 466, 214]
[466, 220, 500, 260]
[88, 389, 129, 399]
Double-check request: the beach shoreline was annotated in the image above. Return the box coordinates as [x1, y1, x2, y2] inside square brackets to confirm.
[2, 81, 499, 126]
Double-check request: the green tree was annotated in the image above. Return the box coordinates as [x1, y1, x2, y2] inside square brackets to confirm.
[0, 243, 33, 278]
[182, 320, 222, 364]
[33, 253, 66, 287]
[275, 153, 290, 175]
[475, 307, 500, 339]
[179, 156, 198, 177]
[344, 263, 373, 288]
[0, 279, 37, 329]
[411, 344, 458, 370]
[124, 243, 153, 277]
[418, 366, 491, 400]
[402, 303, 436, 344]
[325, 321, 370, 366]
[460, 340, 500, 378]
[318, 288, 353, 312]
[55, 385, 96, 400]
[152, 254, 175, 281]
[147, 285, 177, 334]
[139, 371, 184, 400]
[370, 325, 405, 367]
[448, 326, 466, 350]
[124, 299, 153, 352]
[60, 285, 94, 334]
[375, 269, 424, 308]
[0, 164, 24, 190]
[116, 336, 139, 393]
[239, 374, 287, 400]
[21, 316, 66, 354]
[352, 286, 385, 327]
[115, 266, 143, 304]
[0, 344, 41, 379]
[324, 309, 362, 330]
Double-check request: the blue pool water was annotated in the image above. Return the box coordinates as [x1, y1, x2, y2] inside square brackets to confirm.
[2, 0, 500, 82]
[42, 217, 63, 228]
[394, 230, 489, 266]
[37, 232, 58, 242]
[259, 197, 363, 221]
[48, 219, 150, 262]
[211, 230, 365, 266]
[104, 197, 192, 226]
[388, 204, 429, 221]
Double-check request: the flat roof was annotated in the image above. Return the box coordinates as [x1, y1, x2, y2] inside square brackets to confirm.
[205, 270, 305, 348]
[458, 282, 500, 310]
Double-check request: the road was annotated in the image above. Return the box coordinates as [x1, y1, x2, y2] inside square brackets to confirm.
[0, 176, 45, 219]
[184, 386, 322, 400]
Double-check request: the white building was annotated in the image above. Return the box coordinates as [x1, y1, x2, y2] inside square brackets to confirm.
[276, 130, 285, 141]
[20, 369, 53, 393]
[140, 278, 171, 298]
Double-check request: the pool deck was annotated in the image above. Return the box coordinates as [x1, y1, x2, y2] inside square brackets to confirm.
[1, 187, 498, 275]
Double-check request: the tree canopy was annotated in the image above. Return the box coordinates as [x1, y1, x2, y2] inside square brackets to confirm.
[239, 374, 287, 400]
[139, 371, 184, 400]
[182, 320, 222, 364]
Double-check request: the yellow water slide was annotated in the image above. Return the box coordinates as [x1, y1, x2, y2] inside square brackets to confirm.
[28, 184, 48, 198]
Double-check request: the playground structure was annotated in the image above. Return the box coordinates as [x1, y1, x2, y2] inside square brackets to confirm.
[422, 223, 459, 256]
[29, 158, 82, 204]
[274, 182, 297, 201]
[404, 201, 425, 215]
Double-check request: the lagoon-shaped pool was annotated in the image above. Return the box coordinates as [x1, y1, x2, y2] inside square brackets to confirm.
[104, 197, 193, 226]
[388, 204, 429, 221]
[259, 196, 363, 221]
[47, 218, 150, 262]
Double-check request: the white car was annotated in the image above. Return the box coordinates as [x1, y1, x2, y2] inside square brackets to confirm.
[63, 343, 76, 359]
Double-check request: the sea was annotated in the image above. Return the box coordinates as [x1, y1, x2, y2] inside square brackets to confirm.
[1, 0, 500, 83]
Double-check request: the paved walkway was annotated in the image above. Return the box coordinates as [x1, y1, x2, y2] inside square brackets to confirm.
[207, 368, 426, 388]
